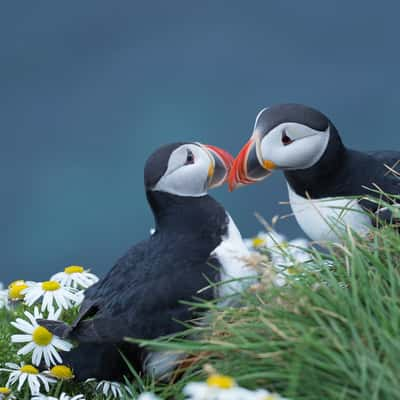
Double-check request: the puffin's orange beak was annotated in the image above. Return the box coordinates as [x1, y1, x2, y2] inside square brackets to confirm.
[228, 137, 274, 191]
[203, 144, 234, 189]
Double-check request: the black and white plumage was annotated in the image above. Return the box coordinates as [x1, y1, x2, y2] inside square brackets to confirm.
[229, 104, 400, 242]
[41, 142, 254, 381]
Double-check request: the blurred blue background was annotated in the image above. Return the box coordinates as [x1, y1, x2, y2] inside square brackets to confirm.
[0, 1, 397, 283]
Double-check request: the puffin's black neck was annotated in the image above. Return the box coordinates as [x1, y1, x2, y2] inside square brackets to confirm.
[284, 125, 349, 198]
[146, 190, 228, 243]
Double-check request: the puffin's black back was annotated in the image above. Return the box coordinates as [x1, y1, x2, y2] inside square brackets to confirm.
[57, 190, 228, 380]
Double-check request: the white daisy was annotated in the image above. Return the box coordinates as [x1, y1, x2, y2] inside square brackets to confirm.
[11, 307, 72, 367]
[0, 386, 15, 400]
[8, 280, 30, 301]
[245, 230, 312, 287]
[183, 382, 212, 400]
[31, 393, 85, 400]
[0, 363, 55, 395]
[96, 380, 124, 398]
[22, 281, 80, 312]
[183, 374, 236, 400]
[250, 230, 286, 252]
[183, 378, 287, 400]
[249, 231, 311, 269]
[51, 266, 99, 289]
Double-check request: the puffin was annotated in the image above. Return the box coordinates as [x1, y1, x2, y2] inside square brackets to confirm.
[41, 142, 254, 382]
[228, 103, 400, 242]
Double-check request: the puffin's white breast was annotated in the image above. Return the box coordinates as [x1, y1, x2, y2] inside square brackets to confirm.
[211, 213, 256, 298]
[144, 351, 184, 380]
[287, 184, 372, 243]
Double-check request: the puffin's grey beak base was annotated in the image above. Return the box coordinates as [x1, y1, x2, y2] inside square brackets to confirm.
[228, 138, 272, 191]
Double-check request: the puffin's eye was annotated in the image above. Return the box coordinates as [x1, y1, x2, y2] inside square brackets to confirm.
[281, 129, 294, 146]
[185, 149, 195, 165]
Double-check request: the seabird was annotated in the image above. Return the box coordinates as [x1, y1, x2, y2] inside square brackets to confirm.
[228, 103, 400, 242]
[41, 142, 255, 381]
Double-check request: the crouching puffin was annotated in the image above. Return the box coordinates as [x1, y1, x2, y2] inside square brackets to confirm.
[229, 103, 400, 242]
[41, 142, 255, 382]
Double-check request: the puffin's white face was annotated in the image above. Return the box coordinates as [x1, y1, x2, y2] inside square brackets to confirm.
[258, 122, 330, 170]
[154, 143, 233, 197]
[228, 104, 334, 190]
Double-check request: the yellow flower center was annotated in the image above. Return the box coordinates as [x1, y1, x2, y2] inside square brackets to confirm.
[252, 237, 265, 248]
[206, 374, 235, 389]
[64, 265, 84, 274]
[8, 282, 28, 300]
[263, 396, 278, 400]
[19, 365, 39, 375]
[42, 281, 61, 291]
[32, 326, 53, 346]
[0, 387, 11, 394]
[278, 241, 289, 249]
[49, 365, 74, 380]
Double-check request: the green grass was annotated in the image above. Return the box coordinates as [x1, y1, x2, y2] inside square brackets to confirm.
[1, 223, 399, 399]
[135, 225, 400, 400]
[0, 307, 21, 367]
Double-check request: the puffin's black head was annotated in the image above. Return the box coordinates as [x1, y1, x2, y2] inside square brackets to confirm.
[229, 104, 343, 190]
[144, 142, 234, 197]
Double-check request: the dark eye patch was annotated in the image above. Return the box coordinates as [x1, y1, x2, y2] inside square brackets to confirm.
[144, 142, 186, 189]
[185, 149, 195, 165]
[281, 129, 294, 146]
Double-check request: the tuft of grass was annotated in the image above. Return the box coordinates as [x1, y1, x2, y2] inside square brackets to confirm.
[136, 225, 400, 400]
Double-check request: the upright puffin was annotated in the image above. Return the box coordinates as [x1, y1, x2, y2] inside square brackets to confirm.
[229, 104, 400, 242]
[41, 142, 254, 381]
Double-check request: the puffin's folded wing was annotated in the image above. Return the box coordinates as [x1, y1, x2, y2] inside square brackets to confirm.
[359, 199, 400, 227]
[368, 150, 400, 174]
[69, 317, 124, 343]
[37, 299, 100, 339]
[37, 319, 71, 339]
[359, 151, 400, 226]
